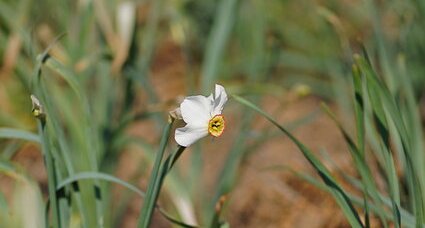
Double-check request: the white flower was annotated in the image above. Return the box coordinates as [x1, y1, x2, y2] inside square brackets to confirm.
[175, 84, 228, 147]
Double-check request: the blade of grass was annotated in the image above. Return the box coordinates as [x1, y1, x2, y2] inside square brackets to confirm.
[38, 81, 91, 228]
[56, 171, 197, 228]
[321, 103, 387, 227]
[356, 54, 424, 226]
[0, 128, 40, 143]
[42, 54, 105, 227]
[37, 120, 61, 228]
[233, 94, 364, 228]
[200, 0, 238, 92]
[121, 136, 197, 226]
[267, 165, 417, 226]
[363, 0, 395, 92]
[352, 65, 365, 157]
[32, 44, 92, 227]
[351, 65, 371, 226]
[327, 60, 402, 227]
[57, 172, 145, 197]
[134, 0, 163, 129]
[138, 120, 174, 227]
[397, 55, 425, 204]
[341, 171, 416, 227]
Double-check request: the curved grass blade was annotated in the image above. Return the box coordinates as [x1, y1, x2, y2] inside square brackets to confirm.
[233, 94, 364, 228]
[35, 40, 104, 226]
[355, 54, 421, 226]
[57, 172, 196, 228]
[321, 103, 390, 227]
[352, 65, 365, 157]
[0, 128, 40, 143]
[57, 172, 145, 197]
[122, 136, 197, 226]
[32, 39, 93, 227]
[266, 165, 417, 226]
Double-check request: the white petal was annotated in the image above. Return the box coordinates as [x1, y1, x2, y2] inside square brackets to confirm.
[212, 84, 228, 116]
[175, 124, 209, 147]
[180, 95, 213, 126]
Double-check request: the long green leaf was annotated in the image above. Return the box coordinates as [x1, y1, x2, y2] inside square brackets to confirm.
[0, 128, 40, 143]
[201, 0, 238, 92]
[37, 121, 61, 228]
[321, 103, 382, 227]
[57, 171, 196, 228]
[356, 54, 422, 226]
[233, 94, 364, 228]
[269, 165, 418, 227]
[32, 43, 93, 227]
[57, 172, 145, 197]
[138, 121, 174, 227]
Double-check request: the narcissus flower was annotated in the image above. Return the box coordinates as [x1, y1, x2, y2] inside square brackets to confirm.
[175, 84, 228, 147]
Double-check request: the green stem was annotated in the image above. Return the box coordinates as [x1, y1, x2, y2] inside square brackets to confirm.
[38, 121, 61, 228]
[138, 120, 175, 227]
[142, 146, 186, 227]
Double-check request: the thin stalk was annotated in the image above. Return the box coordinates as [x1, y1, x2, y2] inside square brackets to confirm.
[138, 120, 174, 227]
[200, 0, 238, 92]
[38, 120, 61, 228]
[139, 145, 186, 227]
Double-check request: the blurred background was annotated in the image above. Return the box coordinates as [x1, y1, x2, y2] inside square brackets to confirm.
[0, 0, 424, 227]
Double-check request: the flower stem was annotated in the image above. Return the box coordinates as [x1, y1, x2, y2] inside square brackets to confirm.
[38, 121, 61, 228]
[138, 120, 177, 227]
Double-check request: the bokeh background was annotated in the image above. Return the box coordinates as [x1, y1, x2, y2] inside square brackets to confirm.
[1, 0, 424, 227]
